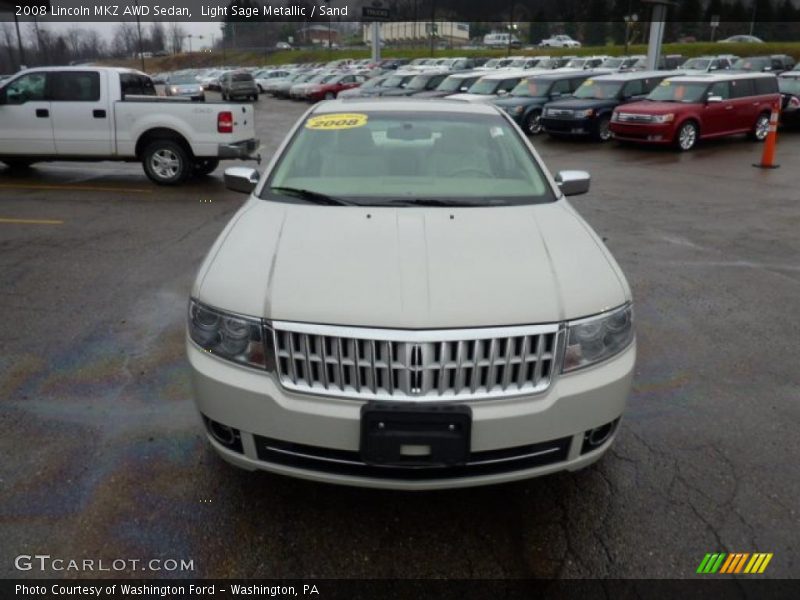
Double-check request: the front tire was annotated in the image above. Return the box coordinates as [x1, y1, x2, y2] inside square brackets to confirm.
[674, 120, 699, 151]
[193, 158, 220, 177]
[750, 112, 771, 141]
[593, 115, 612, 142]
[142, 140, 191, 186]
[524, 110, 543, 135]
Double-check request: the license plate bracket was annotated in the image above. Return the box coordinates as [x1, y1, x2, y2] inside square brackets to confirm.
[360, 402, 472, 467]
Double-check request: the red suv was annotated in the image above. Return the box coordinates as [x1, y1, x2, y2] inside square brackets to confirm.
[609, 73, 780, 150]
[305, 73, 367, 102]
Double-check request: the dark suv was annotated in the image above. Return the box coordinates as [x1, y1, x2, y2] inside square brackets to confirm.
[541, 71, 673, 141]
[493, 70, 607, 135]
[220, 71, 259, 101]
[732, 55, 796, 74]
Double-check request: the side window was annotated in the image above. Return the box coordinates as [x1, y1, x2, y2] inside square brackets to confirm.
[120, 73, 156, 98]
[730, 78, 755, 98]
[643, 77, 664, 93]
[709, 81, 731, 100]
[569, 77, 587, 92]
[771, 58, 783, 71]
[429, 75, 446, 88]
[551, 79, 571, 95]
[51, 72, 100, 102]
[622, 79, 644, 97]
[4, 72, 47, 104]
[499, 78, 519, 92]
[754, 77, 778, 95]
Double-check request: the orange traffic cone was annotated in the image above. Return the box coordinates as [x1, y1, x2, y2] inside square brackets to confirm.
[753, 99, 781, 169]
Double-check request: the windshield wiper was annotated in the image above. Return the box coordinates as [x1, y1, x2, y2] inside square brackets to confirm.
[380, 198, 477, 207]
[269, 187, 355, 206]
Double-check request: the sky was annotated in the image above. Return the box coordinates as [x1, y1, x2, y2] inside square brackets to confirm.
[44, 21, 223, 49]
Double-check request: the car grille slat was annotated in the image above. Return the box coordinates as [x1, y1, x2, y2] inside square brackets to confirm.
[271, 322, 560, 402]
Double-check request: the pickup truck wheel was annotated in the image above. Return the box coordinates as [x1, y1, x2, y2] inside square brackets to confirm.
[193, 158, 220, 177]
[142, 140, 191, 185]
[1, 159, 34, 170]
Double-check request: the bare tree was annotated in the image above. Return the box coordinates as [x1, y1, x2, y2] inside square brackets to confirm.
[149, 22, 167, 52]
[1, 22, 19, 70]
[167, 22, 186, 54]
[65, 25, 83, 58]
[113, 22, 138, 57]
[81, 29, 105, 60]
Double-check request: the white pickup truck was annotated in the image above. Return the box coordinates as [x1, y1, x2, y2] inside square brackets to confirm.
[0, 66, 258, 185]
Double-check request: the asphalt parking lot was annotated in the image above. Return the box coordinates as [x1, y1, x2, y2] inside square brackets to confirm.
[1, 93, 798, 579]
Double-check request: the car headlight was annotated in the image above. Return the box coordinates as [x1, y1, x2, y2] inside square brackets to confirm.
[562, 304, 634, 372]
[576, 108, 594, 118]
[170, 86, 179, 94]
[188, 299, 273, 370]
[651, 113, 675, 123]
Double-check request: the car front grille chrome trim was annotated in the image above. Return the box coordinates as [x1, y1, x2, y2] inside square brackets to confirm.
[269, 321, 561, 402]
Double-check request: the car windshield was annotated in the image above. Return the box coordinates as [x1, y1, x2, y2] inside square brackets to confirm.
[407, 75, 433, 90]
[647, 80, 709, 103]
[565, 59, 586, 68]
[438, 75, 477, 92]
[169, 75, 198, 84]
[362, 77, 386, 89]
[483, 59, 500, 68]
[232, 73, 253, 82]
[263, 111, 555, 207]
[381, 74, 409, 87]
[779, 77, 800, 94]
[683, 58, 711, 70]
[734, 57, 768, 70]
[467, 78, 506, 94]
[573, 79, 622, 99]
[511, 78, 552, 97]
[601, 58, 624, 68]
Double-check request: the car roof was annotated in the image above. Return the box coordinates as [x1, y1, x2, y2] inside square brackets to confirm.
[312, 98, 501, 116]
[665, 72, 777, 83]
[522, 69, 599, 80]
[590, 70, 673, 81]
[478, 69, 530, 79]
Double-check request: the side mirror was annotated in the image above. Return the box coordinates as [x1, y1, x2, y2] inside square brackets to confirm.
[224, 167, 260, 194]
[707, 95, 723, 103]
[555, 170, 591, 196]
[497, 89, 508, 96]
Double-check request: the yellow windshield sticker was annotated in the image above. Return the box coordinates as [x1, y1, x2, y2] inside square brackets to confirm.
[660, 80, 671, 86]
[305, 113, 368, 131]
[585, 80, 594, 85]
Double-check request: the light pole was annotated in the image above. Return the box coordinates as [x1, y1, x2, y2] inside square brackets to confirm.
[506, 23, 518, 58]
[623, 14, 638, 55]
[749, 0, 758, 37]
[134, 0, 145, 71]
[187, 34, 193, 53]
[323, 0, 333, 60]
[12, 12, 25, 69]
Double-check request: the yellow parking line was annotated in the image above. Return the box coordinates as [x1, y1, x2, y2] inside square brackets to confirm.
[0, 217, 64, 225]
[0, 183, 152, 194]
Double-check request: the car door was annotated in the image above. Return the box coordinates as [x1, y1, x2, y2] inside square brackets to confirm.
[729, 78, 758, 131]
[703, 81, 734, 135]
[0, 71, 55, 155]
[49, 70, 112, 155]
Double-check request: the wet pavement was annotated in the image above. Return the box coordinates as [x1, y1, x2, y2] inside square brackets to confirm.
[1, 94, 798, 579]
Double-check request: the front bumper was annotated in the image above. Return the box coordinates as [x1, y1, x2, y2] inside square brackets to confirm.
[217, 138, 260, 160]
[609, 121, 677, 144]
[188, 338, 635, 490]
[541, 116, 595, 136]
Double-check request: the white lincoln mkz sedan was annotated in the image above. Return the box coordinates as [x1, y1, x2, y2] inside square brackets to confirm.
[187, 99, 635, 489]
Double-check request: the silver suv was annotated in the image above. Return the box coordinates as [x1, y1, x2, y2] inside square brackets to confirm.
[220, 71, 259, 101]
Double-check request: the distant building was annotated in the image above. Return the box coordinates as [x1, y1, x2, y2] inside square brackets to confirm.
[296, 25, 340, 46]
[363, 21, 470, 45]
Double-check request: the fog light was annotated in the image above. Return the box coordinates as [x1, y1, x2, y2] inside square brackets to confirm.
[581, 418, 619, 454]
[203, 415, 244, 454]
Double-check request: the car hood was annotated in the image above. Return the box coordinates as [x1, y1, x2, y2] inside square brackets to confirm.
[445, 93, 497, 102]
[381, 88, 418, 96]
[494, 96, 549, 109]
[195, 200, 629, 329]
[411, 90, 451, 98]
[545, 98, 619, 110]
[616, 100, 686, 115]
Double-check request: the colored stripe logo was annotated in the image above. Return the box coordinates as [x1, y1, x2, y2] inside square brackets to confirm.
[697, 553, 773, 574]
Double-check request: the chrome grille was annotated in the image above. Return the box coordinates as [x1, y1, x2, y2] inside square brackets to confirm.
[271, 321, 561, 401]
[546, 108, 574, 118]
[616, 112, 653, 123]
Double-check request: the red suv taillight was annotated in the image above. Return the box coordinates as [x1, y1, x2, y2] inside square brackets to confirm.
[217, 111, 233, 133]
